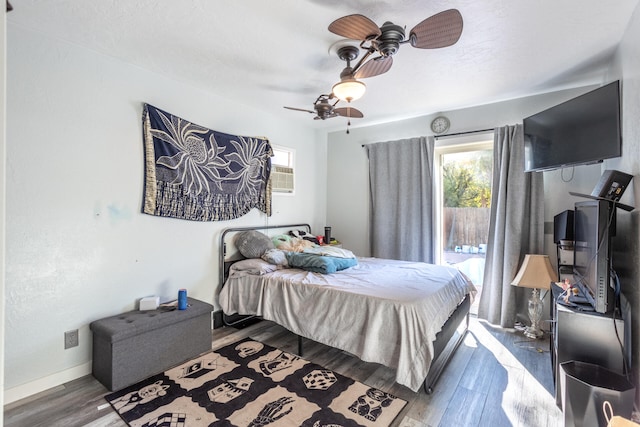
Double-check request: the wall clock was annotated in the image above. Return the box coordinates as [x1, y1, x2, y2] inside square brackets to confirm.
[431, 116, 450, 134]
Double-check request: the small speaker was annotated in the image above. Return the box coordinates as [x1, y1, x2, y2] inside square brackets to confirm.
[554, 210, 574, 244]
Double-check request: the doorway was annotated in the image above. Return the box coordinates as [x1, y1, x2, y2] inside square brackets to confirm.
[434, 135, 493, 314]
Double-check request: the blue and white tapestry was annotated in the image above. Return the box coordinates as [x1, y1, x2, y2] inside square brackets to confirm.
[142, 104, 272, 221]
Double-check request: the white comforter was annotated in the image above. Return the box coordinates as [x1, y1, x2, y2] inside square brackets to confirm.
[219, 257, 476, 391]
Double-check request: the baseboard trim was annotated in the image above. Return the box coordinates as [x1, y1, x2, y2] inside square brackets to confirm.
[4, 361, 92, 405]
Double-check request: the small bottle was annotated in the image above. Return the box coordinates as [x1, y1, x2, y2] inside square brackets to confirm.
[178, 289, 187, 310]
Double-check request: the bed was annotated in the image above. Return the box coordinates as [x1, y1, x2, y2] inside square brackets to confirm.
[218, 224, 477, 393]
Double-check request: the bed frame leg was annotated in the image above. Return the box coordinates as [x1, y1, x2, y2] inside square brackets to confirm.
[297, 335, 304, 356]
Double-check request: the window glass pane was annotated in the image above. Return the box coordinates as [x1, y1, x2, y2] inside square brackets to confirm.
[272, 148, 291, 167]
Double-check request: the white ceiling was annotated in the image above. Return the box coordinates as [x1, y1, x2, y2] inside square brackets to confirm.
[8, 0, 640, 131]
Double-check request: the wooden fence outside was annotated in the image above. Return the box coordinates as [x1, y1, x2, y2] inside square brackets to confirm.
[443, 207, 491, 250]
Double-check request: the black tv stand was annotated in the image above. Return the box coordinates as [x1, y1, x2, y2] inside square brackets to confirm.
[551, 283, 627, 407]
[569, 192, 634, 212]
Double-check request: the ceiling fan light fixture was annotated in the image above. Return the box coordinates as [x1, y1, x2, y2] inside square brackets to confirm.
[332, 78, 366, 102]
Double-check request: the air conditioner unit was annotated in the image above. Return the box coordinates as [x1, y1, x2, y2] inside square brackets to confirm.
[271, 166, 294, 193]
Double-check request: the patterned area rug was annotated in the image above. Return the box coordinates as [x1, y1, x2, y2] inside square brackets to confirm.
[105, 338, 406, 427]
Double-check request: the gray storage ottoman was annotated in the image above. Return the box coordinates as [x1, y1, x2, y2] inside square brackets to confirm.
[90, 297, 213, 391]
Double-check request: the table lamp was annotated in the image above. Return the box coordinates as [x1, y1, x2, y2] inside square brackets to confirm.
[511, 254, 558, 339]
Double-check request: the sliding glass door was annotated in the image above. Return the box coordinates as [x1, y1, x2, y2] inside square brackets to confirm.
[434, 135, 492, 314]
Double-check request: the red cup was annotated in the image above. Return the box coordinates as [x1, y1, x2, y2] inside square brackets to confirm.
[317, 235, 324, 245]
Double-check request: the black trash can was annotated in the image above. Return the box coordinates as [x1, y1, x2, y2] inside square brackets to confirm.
[560, 361, 635, 427]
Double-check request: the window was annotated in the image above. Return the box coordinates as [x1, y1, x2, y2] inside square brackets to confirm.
[271, 146, 295, 194]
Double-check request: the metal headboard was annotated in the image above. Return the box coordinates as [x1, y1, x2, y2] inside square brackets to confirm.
[219, 223, 311, 326]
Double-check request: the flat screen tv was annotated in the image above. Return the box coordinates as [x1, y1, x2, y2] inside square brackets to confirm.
[573, 200, 615, 313]
[523, 81, 621, 172]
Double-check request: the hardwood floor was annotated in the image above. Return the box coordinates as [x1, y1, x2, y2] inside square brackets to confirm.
[3, 316, 562, 427]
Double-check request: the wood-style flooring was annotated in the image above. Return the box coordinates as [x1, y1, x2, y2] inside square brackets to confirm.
[3, 316, 562, 427]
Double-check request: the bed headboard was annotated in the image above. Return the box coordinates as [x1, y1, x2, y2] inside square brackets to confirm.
[218, 223, 311, 288]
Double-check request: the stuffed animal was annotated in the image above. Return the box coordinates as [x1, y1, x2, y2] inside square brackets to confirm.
[274, 235, 315, 252]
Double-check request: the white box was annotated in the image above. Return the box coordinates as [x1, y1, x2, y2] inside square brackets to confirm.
[558, 248, 573, 266]
[139, 296, 160, 311]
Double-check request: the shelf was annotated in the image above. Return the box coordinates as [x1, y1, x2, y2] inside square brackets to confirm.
[569, 192, 634, 212]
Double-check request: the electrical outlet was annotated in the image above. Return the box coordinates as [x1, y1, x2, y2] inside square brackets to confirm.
[64, 329, 79, 349]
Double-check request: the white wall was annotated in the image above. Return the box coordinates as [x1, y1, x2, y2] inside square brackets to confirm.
[4, 24, 326, 402]
[326, 89, 602, 257]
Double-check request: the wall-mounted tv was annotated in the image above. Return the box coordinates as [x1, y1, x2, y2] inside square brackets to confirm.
[523, 81, 621, 172]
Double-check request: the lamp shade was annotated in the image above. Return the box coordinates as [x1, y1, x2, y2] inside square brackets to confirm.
[511, 254, 557, 290]
[332, 78, 366, 102]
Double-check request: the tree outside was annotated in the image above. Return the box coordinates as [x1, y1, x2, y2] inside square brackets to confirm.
[442, 150, 492, 208]
[441, 148, 492, 315]
[442, 150, 492, 253]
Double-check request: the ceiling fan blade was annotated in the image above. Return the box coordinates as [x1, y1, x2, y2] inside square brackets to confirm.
[409, 9, 463, 49]
[334, 107, 364, 119]
[354, 56, 393, 79]
[284, 106, 315, 114]
[328, 14, 381, 40]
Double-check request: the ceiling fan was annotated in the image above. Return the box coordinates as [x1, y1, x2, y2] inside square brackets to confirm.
[328, 9, 463, 79]
[284, 94, 363, 121]
[284, 94, 363, 133]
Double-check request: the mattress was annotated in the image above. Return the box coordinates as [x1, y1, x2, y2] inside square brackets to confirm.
[219, 256, 476, 391]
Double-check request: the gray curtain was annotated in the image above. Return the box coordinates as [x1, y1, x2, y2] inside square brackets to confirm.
[365, 136, 435, 262]
[478, 125, 544, 327]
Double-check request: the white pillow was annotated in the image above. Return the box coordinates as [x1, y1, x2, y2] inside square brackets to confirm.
[230, 258, 277, 275]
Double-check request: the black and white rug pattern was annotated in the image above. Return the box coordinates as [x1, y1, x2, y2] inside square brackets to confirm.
[105, 338, 406, 427]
